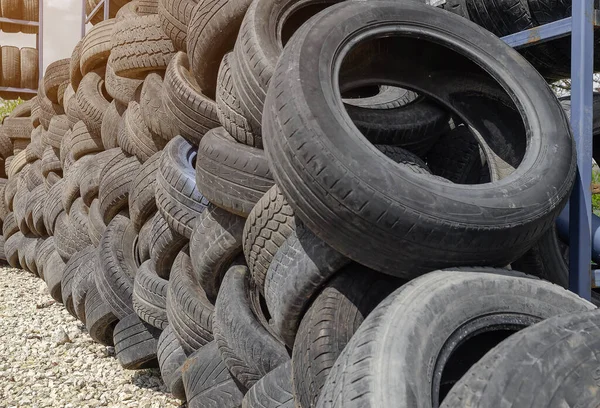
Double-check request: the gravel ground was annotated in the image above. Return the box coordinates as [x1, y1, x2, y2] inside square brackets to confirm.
[0, 265, 183, 408]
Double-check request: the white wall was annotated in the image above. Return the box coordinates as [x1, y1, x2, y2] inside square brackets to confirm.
[0, 0, 83, 74]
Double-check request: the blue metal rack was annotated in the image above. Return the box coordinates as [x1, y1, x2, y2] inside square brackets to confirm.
[501, 0, 595, 300]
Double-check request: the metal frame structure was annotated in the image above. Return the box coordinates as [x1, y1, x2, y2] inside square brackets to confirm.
[0, 0, 43, 96]
[501, 0, 596, 300]
[81, 0, 110, 38]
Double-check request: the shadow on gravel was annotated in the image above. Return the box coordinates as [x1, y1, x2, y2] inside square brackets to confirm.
[131, 370, 188, 407]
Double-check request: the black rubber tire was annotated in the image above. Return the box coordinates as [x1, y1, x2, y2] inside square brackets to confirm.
[54, 212, 81, 262]
[129, 151, 161, 231]
[68, 120, 104, 161]
[242, 362, 293, 408]
[44, 178, 65, 235]
[182, 341, 245, 408]
[105, 62, 143, 107]
[45, 115, 70, 149]
[425, 125, 488, 184]
[75, 71, 111, 138]
[265, 223, 349, 347]
[34, 236, 56, 281]
[80, 148, 123, 207]
[119, 101, 167, 163]
[137, 213, 154, 263]
[101, 101, 125, 150]
[262, 1, 575, 280]
[62, 245, 97, 319]
[72, 254, 98, 324]
[190, 204, 245, 303]
[196, 127, 273, 217]
[44, 59, 70, 104]
[149, 212, 187, 279]
[440, 309, 600, 408]
[166, 250, 215, 355]
[163, 52, 219, 146]
[186, 0, 252, 99]
[292, 266, 403, 408]
[85, 282, 119, 346]
[43, 250, 66, 303]
[156, 136, 208, 239]
[95, 214, 138, 319]
[139, 73, 178, 141]
[98, 153, 142, 224]
[87, 198, 107, 247]
[315, 268, 595, 408]
[133, 260, 168, 329]
[41, 146, 61, 177]
[80, 19, 114, 75]
[231, 0, 448, 149]
[70, 40, 84, 91]
[109, 14, 176, 79]
[30, 184, 47, 236]
[62, 155, 96, 215]
[158, 0, 196, 52]
[157, 325, 188, 399]
[215, 52, 257, 146]
[113, 313, 161, 369]
[4, 229, 21, 268]
[1, 212, 16, 242]
[213, 265, 289, 390]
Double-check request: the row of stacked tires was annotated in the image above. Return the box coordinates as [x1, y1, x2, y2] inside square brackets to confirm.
[0, 46, 38, 93]
[0, 0, 38, 33]
[0, 0, 599, 407]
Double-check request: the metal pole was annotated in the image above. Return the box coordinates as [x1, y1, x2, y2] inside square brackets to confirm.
[104, 0, 109, 21]
[38, 0, 43, 84]
[569, 0, 594, 300]
[81, 0, 86, 38]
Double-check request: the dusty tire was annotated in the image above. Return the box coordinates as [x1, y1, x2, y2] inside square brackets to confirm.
[44, 179, 65, 235]
[1, 46, 20, 87]
[80, 19, 115, 75]
[133, 260, 168, 329]
[166, 250, 215, 354]
[129, 151, 161, 230]
[186, 0, 251, 99]
[0, 0, 22, 33]
[44, 59, 70, 104]
[242, 185, 295, 293]
[20, 47, 38, 90]
[265, 223, 349, 347]
[163, 52, 219, 146]
[85, 283, 119, 346]
[156, 136, 208, 238]
[315, 268, 595, 408]
[216, 53, 257, 146]
[75, 71, 111, 138]
[88, 198, 107, 246]
[105, 62, 143, 106]
[190, 204, 244, 303]
[95, 214, 137, 319]
[292, 266, 402, 408]
[44, 250, 66, 303]
[182, 341, 245, 408]
[45, 115, 70, 149]
[149, 213, 187, 279]
[213, 265, 289, 389]
[70, 40, 84, 91]
[139, 73, 178, 141]
[109, 14, 176, 79]
[101, 101, 125, 150]
[68, 120, 103, 160]
[263, 0, 576, 280]
[62, 246, 97, 318]
[119, 101, 167, 162]
[196, 127, 273, 217]
[98, 153, 141, 224]
[114, 313, 161, 369]
[157, 325, 188, 399]
[243, 362, 293, 408]
[440, 308, 600, 408]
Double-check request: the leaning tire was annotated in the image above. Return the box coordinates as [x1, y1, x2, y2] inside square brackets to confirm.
[315, 268, 595, 408]
[262, 0, 576, 280]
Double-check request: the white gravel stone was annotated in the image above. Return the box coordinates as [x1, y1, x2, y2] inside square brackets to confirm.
[0, 266, 182, 408]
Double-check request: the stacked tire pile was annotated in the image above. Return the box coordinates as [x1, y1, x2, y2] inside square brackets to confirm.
[0, 0, 599, 407]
